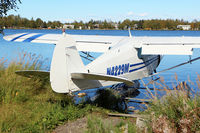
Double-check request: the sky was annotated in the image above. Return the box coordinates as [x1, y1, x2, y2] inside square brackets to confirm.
[7, 0, 200, 23]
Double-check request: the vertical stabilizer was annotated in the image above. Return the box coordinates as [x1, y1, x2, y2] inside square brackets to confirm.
[50, 34, 86, 93]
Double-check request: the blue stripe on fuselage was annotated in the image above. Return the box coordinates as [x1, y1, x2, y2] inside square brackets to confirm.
[11, 33, 29, 42]
[129, 56, 157, 67]
[23, 33, 45, 42]
[129, 56, 159, 73]
[130, 62, 144, 67]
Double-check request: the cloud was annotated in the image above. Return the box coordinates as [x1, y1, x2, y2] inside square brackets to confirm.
[127, 11, 134, 16]
[64, 18, 75, 23]
[127, 11, 149, 17]
[138, 12, 148, 17]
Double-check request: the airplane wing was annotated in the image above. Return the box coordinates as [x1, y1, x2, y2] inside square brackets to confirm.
[4, 33, 200, 54]
[132, 37, 200, 55]
[3, 33, 125, 52]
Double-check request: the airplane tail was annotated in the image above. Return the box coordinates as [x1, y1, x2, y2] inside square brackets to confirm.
[50, 33, 87, 93]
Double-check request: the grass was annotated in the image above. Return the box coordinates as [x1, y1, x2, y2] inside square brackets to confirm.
[85, 115, 137, 133]
[141, 77, 200, 132]
[0, 54, 102, 133]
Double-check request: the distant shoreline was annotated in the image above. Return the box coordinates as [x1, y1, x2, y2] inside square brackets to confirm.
[4, 28, 199, 31]
[1, 15, 200, 31]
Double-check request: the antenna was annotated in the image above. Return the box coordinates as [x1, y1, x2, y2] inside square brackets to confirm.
[128, 27, 132, 37]
[62, 28, 66, 36]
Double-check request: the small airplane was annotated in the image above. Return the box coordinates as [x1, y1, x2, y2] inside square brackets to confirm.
[3, 30, 200, 94]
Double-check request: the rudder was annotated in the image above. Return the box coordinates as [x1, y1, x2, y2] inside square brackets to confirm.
[50, 34, 86, 93]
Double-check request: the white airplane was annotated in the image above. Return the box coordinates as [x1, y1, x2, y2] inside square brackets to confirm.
[3, 31, 200, 94]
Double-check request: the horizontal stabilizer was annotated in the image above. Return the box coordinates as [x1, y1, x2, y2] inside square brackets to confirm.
[15, 70, 49, 79]
[71, 72, 134, 86]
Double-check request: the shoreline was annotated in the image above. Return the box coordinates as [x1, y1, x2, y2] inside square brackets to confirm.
[3, 28, 200, 31]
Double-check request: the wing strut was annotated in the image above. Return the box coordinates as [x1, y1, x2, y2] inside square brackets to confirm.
[152, 56, 200, 76]
[80, 51, 95, 62]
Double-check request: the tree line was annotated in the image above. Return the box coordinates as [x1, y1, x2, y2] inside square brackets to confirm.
[0, 15, 62, 29]
[1, 15, 200, 30]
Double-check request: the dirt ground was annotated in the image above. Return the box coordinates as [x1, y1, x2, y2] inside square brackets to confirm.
[53, 114, 135, 133]
[53, 117, 88, 133]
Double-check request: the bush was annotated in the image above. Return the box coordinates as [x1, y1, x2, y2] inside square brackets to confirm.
[93, 88, 125, 112]
[143, 80, 200, 132]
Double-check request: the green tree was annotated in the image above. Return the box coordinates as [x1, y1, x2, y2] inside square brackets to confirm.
[119, 19, 131, 29]
[0, 0, 21, 34]
[35, 18, 43, 28]
[29, 17, 37, 28]
[137, 20, 144, 29]
[0, 0, 21, 16]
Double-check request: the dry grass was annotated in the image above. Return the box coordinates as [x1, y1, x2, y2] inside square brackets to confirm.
[142, 75, 200, 133]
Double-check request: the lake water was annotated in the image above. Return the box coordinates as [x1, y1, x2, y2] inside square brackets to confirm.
[1, 29, 200, 97]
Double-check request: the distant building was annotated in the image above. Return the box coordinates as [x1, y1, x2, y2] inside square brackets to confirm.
[94, 24, 99, 29]
[133, 24, 138, 29]
[177, 25, 191, 30]
[111, 23, 119, 30]
[63, 24, 75, 29]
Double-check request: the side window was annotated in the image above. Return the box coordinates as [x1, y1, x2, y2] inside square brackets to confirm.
[137, 48, 143, 59]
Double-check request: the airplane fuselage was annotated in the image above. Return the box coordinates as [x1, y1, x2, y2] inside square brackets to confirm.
[85, 37, 161, 88]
